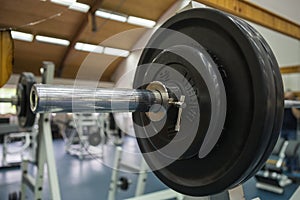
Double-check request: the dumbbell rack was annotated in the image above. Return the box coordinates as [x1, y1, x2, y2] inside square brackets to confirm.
[108, 146, 246, 200]
[20, 62, 61, 200]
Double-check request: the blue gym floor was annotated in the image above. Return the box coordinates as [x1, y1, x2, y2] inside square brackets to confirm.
[0, 136, 299, 200]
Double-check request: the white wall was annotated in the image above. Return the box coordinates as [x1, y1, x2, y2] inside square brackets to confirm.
[247, 22, 300, 91]
[248, 22, 300, 67]
[249, 0, 300, 24]
[246, 0, 300, 91]
[282, 74, 300, 91]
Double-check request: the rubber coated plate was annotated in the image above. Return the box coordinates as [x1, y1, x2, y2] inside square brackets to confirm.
[17, 72, 36, 127]
[235, 19, 284, 181]
[133, 8, 284, 196]
[88, 132, 101, 146]
[119, 177, 130, 190]
[225, 16, 278, 182]
[16, 83, 25, 116]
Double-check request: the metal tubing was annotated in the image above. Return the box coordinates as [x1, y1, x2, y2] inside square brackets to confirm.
[0, 96, 18, 105]
[0, 97, 12, 103]
[284, 100, 300, 108]
[30, 84, 162, 113]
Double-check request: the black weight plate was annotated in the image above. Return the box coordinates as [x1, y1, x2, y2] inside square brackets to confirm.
[16, 83, 25, 116]
[240, 21, 284, 180]
[135, 47, 213, 160]
[133, 8, 283, 196]
[17, 72, 36, 128]
[227, 18, 283, 182]
[225, 16, 278, 184]
[8, 192, 17, 200]
[88, 132, 101, 146]
[119, 177, 130, 190]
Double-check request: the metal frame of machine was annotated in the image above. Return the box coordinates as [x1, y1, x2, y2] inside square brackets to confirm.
[20, 62, 61, 200]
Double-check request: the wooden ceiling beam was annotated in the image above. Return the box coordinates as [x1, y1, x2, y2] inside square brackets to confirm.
[195, 0, 300, 40]
[280, 65, 300, 74]
[56, 0, 103, 77]
[294, 91, 300, 97]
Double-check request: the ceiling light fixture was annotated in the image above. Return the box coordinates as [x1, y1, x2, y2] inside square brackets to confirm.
[11, 31, 34, 42]
[36, 35, 70, 46]
[50, 0, 90, 13]
[95, 10, 127, 22]
[74, 42, 130, 57]
[74, 42, 104, 53]
[103, 47, 130, 57]
[127, 16, 156, 28]
[50, 0, 75, 6]
[95, 9, 157, 28]
[69, 2, 90, 13]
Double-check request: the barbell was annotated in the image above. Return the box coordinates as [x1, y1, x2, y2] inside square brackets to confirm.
[3, 8, 300, 196]
[285, 100, 300, 108]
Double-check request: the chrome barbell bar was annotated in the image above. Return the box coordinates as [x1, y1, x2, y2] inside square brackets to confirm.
[30, 84, 300, 114]
[30, 81, 171, 114]
[284, 100, 300, 108]
[0, 96, 18, 105]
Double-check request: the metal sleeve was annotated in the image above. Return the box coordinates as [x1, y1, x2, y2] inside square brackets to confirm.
[30, 84, 161, 113]
[284, 100, 300, 108]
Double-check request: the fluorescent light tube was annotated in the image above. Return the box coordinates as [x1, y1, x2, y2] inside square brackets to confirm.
[36, 35, 70, 46]
[69, 2, 90, 13]
[103, 47, 129, 57]
[50, 0, 75, 6]
[127, 16, 156, 28]
[11, 31, 34, 42]
[74, 42, 104, 53]
[95, 10, 127, 22]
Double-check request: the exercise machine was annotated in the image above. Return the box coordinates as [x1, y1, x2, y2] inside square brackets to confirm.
[108, 146, 149, 200]
[4, 62, 61, 200]
[255, 138, 292, 194]
[63, 113, 105, 159]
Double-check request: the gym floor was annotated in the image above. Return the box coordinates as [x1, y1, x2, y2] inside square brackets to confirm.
[0, 136, 299, 200]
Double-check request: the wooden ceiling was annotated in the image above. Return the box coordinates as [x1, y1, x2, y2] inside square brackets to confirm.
[0, 0, 176, 81]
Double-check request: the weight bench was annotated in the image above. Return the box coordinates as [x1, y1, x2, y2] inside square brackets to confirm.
[255, 138, 292, 194]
